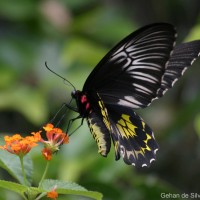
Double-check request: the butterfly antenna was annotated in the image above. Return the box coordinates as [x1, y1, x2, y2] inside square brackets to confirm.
[45, 61, 76, 91]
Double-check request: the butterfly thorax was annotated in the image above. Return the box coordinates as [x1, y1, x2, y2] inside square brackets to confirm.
[71, 90, 92, 117]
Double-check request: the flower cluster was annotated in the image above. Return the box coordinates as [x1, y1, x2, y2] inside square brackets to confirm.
[0, 123, 69, 161]
[0, 132, 41, 157]
[0, 123, 69, 200]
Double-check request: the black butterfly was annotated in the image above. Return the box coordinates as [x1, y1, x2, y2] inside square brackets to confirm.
[65, 23, 200, 167]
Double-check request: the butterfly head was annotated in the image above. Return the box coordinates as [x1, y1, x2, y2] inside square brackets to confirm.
[71, 90, 79, 99]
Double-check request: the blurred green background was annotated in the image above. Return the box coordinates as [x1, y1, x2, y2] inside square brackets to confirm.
[0, 0, 200, 199]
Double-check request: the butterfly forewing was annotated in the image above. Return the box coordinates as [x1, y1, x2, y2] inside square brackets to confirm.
[157, 40, 200, 97]
[83, 23, 177, 108]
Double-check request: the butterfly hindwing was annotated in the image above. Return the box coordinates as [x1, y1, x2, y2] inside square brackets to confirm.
[106, 105, 158, 167]
[87, 96, 158, 167]
[87, 111, 111, 157]
[87, 95, 112, 157]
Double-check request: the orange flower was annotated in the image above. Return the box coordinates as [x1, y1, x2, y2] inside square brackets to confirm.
[47, 187, 58, 200]
[43, 123, 54, 132]
[42, 148, 52, 161]
[31, 131, 42, 141]
[0, 131, 41, 157]
[40, 124, 69, 160]
[42, 124, 69, 145]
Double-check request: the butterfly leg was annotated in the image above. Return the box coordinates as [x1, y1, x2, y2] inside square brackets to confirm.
[49, 103, 68, 124]
[47, 101, 79, 127]
[67, 115, 85, 136]
[63, 103, 79, 113]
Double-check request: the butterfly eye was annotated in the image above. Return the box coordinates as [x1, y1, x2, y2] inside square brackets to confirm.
[71, 90, 77, 98]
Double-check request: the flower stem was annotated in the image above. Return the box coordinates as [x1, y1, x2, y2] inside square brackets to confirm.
[39, 161, 50, 188]
[19, 156, 28, 186]
[34, 192, 46, 200]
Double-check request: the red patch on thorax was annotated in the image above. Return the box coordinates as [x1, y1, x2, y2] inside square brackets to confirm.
[85, 103, 90, 110]
[81, 95, 87, 103]
[80, 95, 91, 111]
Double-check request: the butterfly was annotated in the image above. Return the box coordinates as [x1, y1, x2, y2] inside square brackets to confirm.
[65, 23, 200, 167]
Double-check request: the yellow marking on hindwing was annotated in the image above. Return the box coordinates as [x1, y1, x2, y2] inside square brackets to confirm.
[135, 150, 145, 157]
[88, 118, 107, 156]
[114, 141, 119, 154]
[144, 134, 151, 144]
[141, 134, 152, 152]
[98, 100, 111, 131]
[141, 122, 152, 152]
[118, 115, 153, 163]
[117, 114, 137, 138]
[87, 94, 112, 157]
[141, 121, 145, 129]
[123, 149, 145, 162]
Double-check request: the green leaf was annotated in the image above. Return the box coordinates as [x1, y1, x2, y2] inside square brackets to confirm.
[0, 179, 103, 200]
[0, 180, 28, 196]
[0, 148, 33, 186]
[0, 180, 42, 199]
[41, 179, 103, 200]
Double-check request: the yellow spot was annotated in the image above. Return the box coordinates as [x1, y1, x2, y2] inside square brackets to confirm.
[141, 145, 151, 152]
[117, 114, 137, 138]
[144, 134, 151, 144]
[98, 100, 111, 131]
[119, 119, 126, 126]
[141, 121, 146, 130]
[114, 141, 119, 152]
